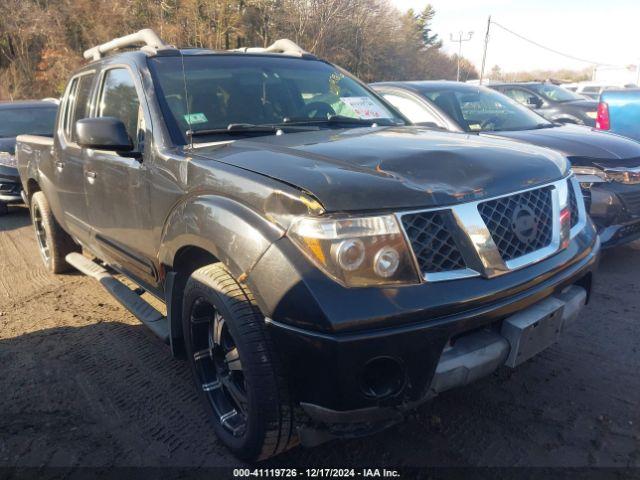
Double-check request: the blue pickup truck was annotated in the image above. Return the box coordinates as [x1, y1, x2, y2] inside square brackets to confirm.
[597, 89, 640, 141]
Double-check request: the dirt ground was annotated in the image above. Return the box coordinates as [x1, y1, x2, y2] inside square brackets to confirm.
[1, 204, 639, 470]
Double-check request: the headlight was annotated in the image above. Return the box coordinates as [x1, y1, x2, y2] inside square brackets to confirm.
[0, 152, 17, 167]
[573, 165, 640, 185]
[572, 166, 607, 184]
[288, 214, 420, 287]
[602, 167, 640, 184]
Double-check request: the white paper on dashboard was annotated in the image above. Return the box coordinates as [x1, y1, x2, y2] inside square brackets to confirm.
[339, 97, 390, 119]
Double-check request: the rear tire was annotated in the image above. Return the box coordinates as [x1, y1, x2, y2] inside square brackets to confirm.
[182, 263, 297, 461]
[30, 191, 78, 273]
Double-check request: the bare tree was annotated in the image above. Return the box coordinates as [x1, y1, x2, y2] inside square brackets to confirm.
[0, 0, 479, 100]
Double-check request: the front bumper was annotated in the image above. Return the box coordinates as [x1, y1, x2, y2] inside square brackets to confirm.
[248, 223, 599, 423]
[296, 284, 587, 436]
[0, 164, 22, 203]
[585, 181, 640, 247]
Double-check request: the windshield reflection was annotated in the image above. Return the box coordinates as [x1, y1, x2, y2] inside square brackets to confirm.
[419, 87, 553, 133]
[150, 55, 405, 143]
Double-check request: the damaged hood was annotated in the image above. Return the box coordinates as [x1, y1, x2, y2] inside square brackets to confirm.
[485, 124, 640, 166]
[190, 126, 568, 212]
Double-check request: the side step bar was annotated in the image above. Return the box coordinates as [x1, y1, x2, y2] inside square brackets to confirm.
[66, 253, 169, 344]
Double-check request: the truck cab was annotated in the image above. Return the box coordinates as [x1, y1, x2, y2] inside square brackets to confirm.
[16, 30, 600, 461]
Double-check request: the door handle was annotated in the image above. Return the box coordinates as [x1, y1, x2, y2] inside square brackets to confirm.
[55, 160, 64, 171]
[86, 171, 97, 184]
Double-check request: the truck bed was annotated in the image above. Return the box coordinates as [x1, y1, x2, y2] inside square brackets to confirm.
[15, 134, 54, 191]
[599, 89, 640, 141]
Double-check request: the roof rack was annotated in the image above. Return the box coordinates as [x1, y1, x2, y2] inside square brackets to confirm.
[83, 29, 174, 61]
[231, 39, 311, 58]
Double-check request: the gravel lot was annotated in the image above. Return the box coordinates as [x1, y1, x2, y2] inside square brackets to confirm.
[1, 205, 639, 470]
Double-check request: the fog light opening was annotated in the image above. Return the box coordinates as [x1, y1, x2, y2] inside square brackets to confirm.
[360, 356, 405, 399]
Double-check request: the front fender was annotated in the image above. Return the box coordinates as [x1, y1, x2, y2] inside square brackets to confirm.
[158, 195, 285, 280]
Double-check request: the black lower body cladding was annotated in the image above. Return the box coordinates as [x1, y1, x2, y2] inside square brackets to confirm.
[247, 222, 599, 424]
[586, 181, 640, 247]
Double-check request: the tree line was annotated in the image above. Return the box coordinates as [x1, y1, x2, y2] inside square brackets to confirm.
[0, 0, 478, 100]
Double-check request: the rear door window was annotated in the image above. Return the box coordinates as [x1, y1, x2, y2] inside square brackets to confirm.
[69, 73, 96, 142]
[62, 78, 79, 139]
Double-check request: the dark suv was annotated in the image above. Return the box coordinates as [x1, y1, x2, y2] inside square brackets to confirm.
[492, 82, 598, 127]
[16, 30, 599, 461]
[0, 100, 58, 214]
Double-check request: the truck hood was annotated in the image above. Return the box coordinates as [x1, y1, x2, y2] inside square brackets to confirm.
[484, 124, 640, 166]
[191, 126, 568, 212]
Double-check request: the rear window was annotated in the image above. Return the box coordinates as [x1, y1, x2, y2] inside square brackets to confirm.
[0, 106, 57, 138]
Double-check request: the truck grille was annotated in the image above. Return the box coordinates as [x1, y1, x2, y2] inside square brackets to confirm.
[398, 179, 580, 282]
[568, 183, 579, 228]
[618, 190, 640, 215]
[401, 211, 466, 273]
[478, 187, 553, 262]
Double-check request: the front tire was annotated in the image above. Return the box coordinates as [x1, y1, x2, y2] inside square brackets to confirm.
[182, 263, 297, 461]
[30, 191, 77, 273]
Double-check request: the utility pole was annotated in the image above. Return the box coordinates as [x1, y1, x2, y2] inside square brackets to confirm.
[479, 16, 491, 85]
[450, 31, 474, 82]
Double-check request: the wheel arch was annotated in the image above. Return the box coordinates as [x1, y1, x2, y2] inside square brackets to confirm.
[25, 178, 41, 203]
[159, 195, 285, 357]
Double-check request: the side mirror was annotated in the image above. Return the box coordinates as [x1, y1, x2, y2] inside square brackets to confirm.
[527, 96, 543, 108]
[75, 117, 133, 152]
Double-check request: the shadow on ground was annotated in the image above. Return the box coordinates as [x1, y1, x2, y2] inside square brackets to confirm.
[1, 297, 639, 469]
[0, 206, 31, 232]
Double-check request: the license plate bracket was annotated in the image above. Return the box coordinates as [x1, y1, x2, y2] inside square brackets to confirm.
[501, 297, 565, 368]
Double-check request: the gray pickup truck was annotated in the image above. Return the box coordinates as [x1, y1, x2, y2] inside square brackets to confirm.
[16, 30, 600, 461]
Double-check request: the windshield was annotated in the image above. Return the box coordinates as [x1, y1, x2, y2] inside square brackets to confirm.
[149, 55, 404, 143]
[528, 84, 584, 102]
[0, 106, 57, 138]
[420, 87, 552, 133]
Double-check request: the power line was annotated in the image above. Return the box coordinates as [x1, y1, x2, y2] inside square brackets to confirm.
[490, 20, 621, 67]
[450, 31, 474, 81]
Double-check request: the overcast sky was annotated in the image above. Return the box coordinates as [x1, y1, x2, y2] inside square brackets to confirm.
[389, 0, 638, 73]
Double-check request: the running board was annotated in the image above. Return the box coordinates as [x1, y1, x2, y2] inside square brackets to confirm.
[66, 252, 169, 344]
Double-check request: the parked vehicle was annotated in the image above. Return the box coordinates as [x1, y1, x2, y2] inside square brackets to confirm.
[596, 88, 640, 142]
[0, 100, 58, 215]
[17, 30, 599, 461]
[372, 81, 640, 247]
[490, 82, 598, 127]
[561, 83, 580, 92]
[575, 82, 631, 100]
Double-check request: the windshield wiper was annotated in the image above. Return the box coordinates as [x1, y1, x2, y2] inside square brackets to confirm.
[328, 115, 404, 126]
[188, 123, 318, 137]
[281, 115, 402, 127]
